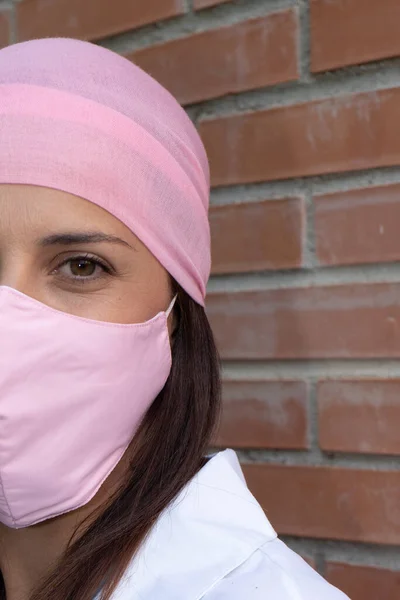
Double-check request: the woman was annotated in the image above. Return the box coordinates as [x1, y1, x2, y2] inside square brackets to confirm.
[0, 38, 349, 600]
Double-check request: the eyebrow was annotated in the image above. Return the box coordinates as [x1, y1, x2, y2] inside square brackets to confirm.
[38, 232, 134, 249]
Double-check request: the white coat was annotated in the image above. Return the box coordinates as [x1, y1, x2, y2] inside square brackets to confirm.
[109, 450, 350, 599]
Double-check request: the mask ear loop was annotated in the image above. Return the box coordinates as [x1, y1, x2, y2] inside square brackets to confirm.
[166, 294, 178, 318]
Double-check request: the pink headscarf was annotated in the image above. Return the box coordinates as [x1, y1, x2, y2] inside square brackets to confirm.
[0, 38, 210, 305]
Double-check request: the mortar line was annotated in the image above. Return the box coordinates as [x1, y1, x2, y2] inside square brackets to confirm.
[9, 0, 16, 45]
[98, 0, 296, 55]
[209, 166, 400, 206]
[221, 359, 400, 381]
[184, 0, 194, 15]
[235, 449, 400, 470]
[303, 180, 316, 269]
[206, 260, 400, 293]
[308, 380, 319, 452]
[0, 0, 15, 45]
[196, 59, 400, 119]
[296, 0, 312, 83]
[282, 537, 400, 571]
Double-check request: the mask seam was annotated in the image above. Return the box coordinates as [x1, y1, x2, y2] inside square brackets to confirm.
[0, 466, 16, 527]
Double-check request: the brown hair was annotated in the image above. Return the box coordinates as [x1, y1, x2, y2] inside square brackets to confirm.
[0, 287, 221, 600]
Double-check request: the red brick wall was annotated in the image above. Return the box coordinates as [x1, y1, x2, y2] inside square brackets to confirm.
[2, 1, 400, 598]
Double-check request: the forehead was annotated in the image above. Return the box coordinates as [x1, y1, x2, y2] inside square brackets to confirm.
[0, 184, 130, 237]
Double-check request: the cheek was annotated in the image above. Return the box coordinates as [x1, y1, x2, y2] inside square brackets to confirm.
[47, 286, 164, 324]
[128, 258, 173, 321]
[83, 265, 171, 324]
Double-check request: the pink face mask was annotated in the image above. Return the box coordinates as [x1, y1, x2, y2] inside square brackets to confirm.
[0, 286, 175, 529]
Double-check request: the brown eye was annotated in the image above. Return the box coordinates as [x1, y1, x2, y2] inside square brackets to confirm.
[69, 258, 97, 277]
[52, 253, 112, 284]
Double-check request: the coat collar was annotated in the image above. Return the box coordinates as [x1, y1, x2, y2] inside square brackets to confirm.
[111, 450, 276, 600]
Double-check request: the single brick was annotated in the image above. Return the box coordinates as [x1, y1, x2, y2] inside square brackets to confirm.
[244, 464, 400, 545]
[199, 88, 400, 187]
[215, 380, 309, 449]
[315, 184, 400, 266]
[318, 380, 400, 455]
[326, 562, 400, 600]
[131, 11, 298, 105]
[311, 0, 400, 72]
[16, 0, 184, 42]
[206, 283, 400, 360]
[210, 197, 304, 274]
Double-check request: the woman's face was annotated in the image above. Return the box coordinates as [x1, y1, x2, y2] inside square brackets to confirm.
[0, 184, 173, 324]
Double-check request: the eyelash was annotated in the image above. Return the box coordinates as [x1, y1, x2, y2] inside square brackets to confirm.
[53, 253, 113, 283]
